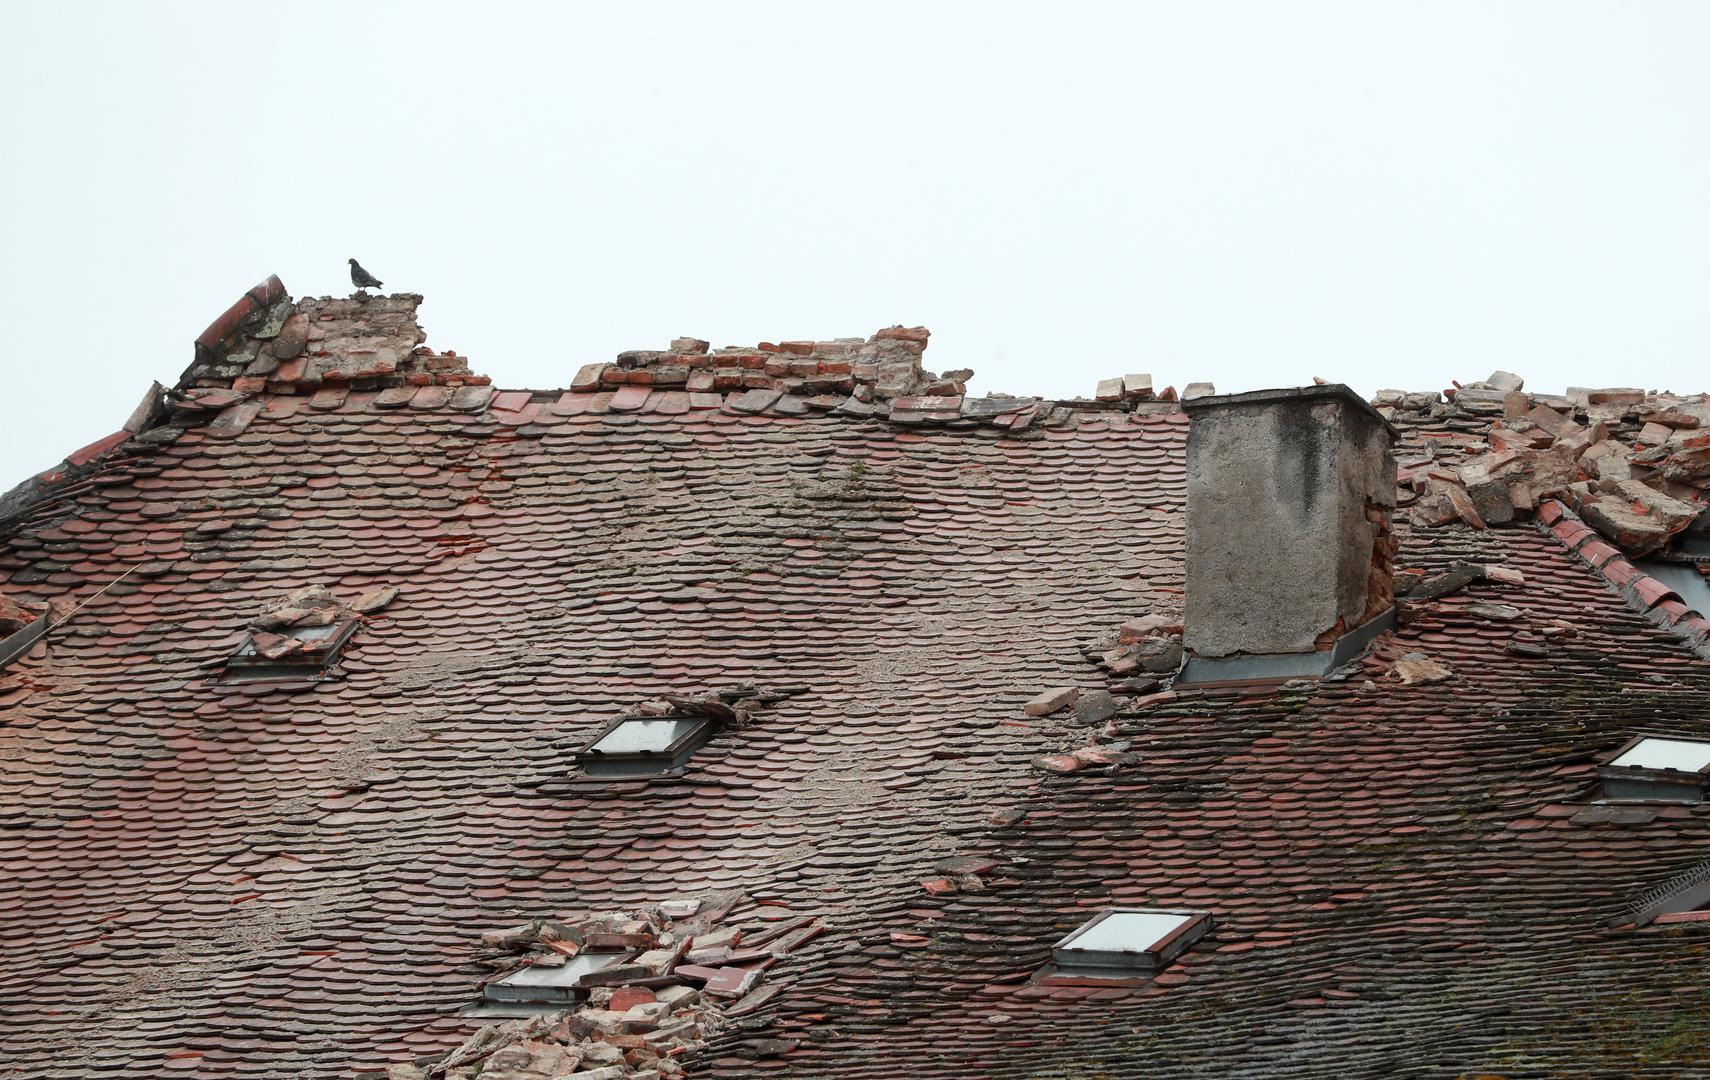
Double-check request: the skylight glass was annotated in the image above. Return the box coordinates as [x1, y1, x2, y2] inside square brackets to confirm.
[229, 621, 344, 658]
[590, 718, 704, 755]
[1611, 738, 1710, 774]
[1048, 907, 1212, 978]
[576, 714, 721, 777]
[483, 952, 627, 1004]
[1059, 910, 1193, 953]
[222, 618, 357, 683]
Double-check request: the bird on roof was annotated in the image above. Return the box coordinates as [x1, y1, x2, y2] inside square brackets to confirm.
[348, 259, 384, 291]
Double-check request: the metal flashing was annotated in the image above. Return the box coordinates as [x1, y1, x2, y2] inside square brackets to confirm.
[1177, 608, 1395, 685]
[0, 612, 49, 670]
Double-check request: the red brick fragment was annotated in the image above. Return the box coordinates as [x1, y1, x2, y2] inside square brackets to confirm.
[1025, 687, 1079, 717]
[607, 986, 655, 1013]
[874, 326, 930, 343]
[571, 363, 606, 393]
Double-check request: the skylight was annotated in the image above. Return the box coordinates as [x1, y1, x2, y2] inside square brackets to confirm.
[1611, 738, 1710, 774]
[482, 952, 628, 1007]
[1597, 734, 1710, 804]
[576, 715, 718, 777]
[223, 619, 357, 683]
[1049, 907, 1212, 978]
[590, 718, 705, 755]
[472, 951, 636, 1017]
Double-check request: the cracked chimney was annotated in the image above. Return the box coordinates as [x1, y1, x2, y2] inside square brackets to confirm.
[1179, 385, 1398, 682]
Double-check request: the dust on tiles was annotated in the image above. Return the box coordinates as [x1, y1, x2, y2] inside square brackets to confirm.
[7, 275, 1710, 1078]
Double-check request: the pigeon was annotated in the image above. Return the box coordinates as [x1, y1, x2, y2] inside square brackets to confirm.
[348, 258, 384, 290]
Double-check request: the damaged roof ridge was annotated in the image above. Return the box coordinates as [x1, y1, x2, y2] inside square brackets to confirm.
[1538, 498, 1710, 658]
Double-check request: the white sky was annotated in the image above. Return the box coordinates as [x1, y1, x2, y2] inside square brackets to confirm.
[2, 1, 1707, 489]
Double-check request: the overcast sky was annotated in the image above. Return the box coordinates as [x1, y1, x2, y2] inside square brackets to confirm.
[2, 1, 1707, 489]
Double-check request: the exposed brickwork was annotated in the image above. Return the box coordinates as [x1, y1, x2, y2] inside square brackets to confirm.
[183, 285, 473, 396]
[0, 589, 44, 637]
[562, 327, 1170, 431]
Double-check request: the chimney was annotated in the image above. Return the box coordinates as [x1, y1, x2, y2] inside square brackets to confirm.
[1179, 385, 1399, 683]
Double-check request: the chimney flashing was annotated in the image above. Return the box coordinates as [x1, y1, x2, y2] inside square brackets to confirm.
[1177, 608, 1395, 685]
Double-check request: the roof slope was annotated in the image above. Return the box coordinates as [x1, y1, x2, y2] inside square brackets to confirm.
[4, 284, 1710, 1079]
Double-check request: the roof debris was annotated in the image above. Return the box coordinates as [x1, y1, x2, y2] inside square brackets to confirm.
[352, 585, 401, 614]
[13, 275, 1710, 1078]
[0, 590, 45, 638]
[1389, 375, 1709, 558]
[398, 895, 811, 1080]
[1393, 654, 1453, 685]
[1024, 687, 1079, 717]
[1088, 614, 1184, 678]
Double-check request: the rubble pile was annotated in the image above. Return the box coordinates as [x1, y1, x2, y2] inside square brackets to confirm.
[240, 584, 394, 662]
[390, 895, 818, 1080]
[1020, 613, 1184, 777]
[1379, 375, 1710, 557]
[1388, 561, 1594, 671]
[565, 329, 1195, 431]
[568, 327, 960, 415]
[186, 281, 476, 397]
[0, 590, 45, 638]
[918, 855, 1000, 897]
[1089, 613, 1186, 683]
[626, 685, 802, 728]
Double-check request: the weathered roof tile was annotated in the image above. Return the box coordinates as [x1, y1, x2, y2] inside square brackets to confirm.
[4, 283, 1710, 1079]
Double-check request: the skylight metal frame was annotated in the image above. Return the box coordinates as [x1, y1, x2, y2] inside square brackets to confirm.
[480, 950, 632, 1007]
[221, 618, 358, 684]
[1049, 907, 1212, 977]
[1596, 733, 1710, 804]
[575, 714, 718, 777]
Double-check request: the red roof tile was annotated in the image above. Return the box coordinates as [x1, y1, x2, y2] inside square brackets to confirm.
[4, 281, 1710, 1076]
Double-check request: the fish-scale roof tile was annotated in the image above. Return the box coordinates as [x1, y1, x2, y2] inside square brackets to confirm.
[4, 285, 1710, 1076]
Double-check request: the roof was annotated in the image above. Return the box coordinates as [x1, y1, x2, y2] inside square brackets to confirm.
[4, 280, 1710, 1078]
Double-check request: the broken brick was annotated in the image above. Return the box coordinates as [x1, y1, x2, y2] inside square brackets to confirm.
[1394, 656, 1453, 685]
[1024, 687, 1080, 717]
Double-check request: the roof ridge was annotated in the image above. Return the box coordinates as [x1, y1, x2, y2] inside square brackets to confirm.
[1538, 498, 1710, 657]
[183, 276, 480, 397]
[554, 329, 1199, 431]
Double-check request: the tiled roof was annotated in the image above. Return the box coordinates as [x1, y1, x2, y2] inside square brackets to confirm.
[4, 280, 1710, 1078]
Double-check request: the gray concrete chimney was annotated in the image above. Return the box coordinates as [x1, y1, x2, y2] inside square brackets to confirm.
[1179, 385, 1398, 682]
